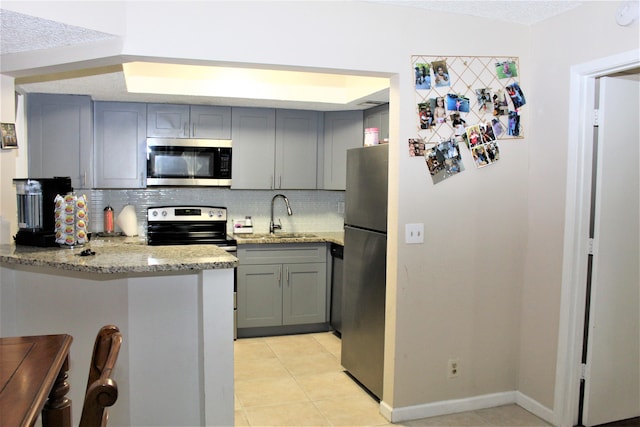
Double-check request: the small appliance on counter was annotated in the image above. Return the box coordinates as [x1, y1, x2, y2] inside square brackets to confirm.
[233, 216, 253, 234]
[54, 192, 89, 247]
[116, 205, 138, 236]
[13, 177, 73, 247]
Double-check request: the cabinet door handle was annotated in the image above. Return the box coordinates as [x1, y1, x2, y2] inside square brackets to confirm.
[83, 171, 87, 188]
[277, 268, 282, 287]
[286, 267, 289, 286]
[278, 175, 282, 189]
[270, 175, 274, 190]
[192, 123, 196, 137]
[140, 172, 144, 187]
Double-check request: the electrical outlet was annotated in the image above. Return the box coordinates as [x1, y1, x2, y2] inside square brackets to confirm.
[405, 223, 424, 244]
[448, 358, 460, 379]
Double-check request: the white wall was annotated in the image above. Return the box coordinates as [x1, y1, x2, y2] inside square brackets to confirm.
[521, 1, 640, 410]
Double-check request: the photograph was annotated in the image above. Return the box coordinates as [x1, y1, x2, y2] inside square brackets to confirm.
[508, 111, 521, 136]
[446, 93, 470, 113]
[495, 60, 518, 79]
[465, 124, 483, 148]
[431, 60, 451, 88]
[491, 118, 506, 138]
[472, 146, 490, 168]
[414, 63, 431, 90]
[409, 138, 427, 157]
[450, 113, 467, 136]
[433, 97, 447, 124]
[479, 121, 496, 143]
[506, 82, 527, 109]
[418, 102, 434, 129]
[425, 138, 465, 184]
[1, 123, 18, 149]
[492, 89, 510, 116]
[475, 88, 493, 113]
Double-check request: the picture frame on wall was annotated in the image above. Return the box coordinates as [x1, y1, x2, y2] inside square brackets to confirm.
[1, 123, 18, 149]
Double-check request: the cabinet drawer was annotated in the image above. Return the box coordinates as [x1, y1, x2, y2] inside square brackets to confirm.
[238, 243, 327, 265]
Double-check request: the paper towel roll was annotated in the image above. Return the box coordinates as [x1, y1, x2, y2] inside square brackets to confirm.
[116, 205, 138, 236]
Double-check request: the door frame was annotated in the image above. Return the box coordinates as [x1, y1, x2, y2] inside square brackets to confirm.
[554, 49, 640, 427]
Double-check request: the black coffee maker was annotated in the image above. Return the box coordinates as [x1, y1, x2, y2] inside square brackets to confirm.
[13, 177, 73, 247]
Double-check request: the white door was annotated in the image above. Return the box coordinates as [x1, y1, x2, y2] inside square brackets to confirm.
[583, 76, 640, 426]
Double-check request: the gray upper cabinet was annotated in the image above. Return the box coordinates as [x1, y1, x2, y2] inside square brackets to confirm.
[231, 108, 319, 190]
[322, 110, 364, 190]
[275, 109, 319, 189]
[231, 107, 276, 189]
[94, 102, 147, 188]
[363, 103, 390, 142]
[27, 94, 93, 189]
[146, 103, 231, 139]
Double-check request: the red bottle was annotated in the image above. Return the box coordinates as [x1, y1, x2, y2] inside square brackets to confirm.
[104, 206, 114, 234]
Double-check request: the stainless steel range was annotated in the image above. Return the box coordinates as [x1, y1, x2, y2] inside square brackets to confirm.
[146, 205, 236, 251]
[147, 205, 238, 338]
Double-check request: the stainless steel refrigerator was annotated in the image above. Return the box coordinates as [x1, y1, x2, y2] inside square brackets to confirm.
[341, 144, 388, 400]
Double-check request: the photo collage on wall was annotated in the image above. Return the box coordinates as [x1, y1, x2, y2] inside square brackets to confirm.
[411, 55, 526, 184]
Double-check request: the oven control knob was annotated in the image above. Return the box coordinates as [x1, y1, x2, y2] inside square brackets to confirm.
[162, 210, 168, 217]
[151, 210, 158, 217]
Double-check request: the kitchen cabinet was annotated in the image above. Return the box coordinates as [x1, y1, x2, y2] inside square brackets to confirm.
[322, 110, 363, 190]
[146, 103, 231, 139]
[27, 94, 93, 189]
[230, 107, 276, 189]
[94, 102, 147, 188]
[363, 103, 389, 142]
[275, 109, 319, 189]
[231, 108, 319, 189]
[237, 243, 327, 331]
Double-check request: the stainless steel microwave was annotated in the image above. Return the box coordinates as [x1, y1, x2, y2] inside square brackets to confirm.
[146, 138, 232, 186]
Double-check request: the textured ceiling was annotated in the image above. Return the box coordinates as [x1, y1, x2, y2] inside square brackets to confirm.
[1, 2, 583, 109]
[0, 9, 116, 55]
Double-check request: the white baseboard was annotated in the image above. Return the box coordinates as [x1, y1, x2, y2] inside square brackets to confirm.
[381, 391, 555, 425]
[516, 391, 556, 425]
[381, 391, 517, 423]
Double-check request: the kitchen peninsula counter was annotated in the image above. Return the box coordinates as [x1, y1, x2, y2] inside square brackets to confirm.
[0, 237, 235, 426]
[0, 236, 238, 274]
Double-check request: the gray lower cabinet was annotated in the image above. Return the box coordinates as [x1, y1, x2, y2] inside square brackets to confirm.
[94, 102, 147, 188]
[237, 244, 327, 333]
[27, 94, 93, 189]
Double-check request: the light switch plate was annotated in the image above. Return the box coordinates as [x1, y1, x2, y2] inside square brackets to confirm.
[405, 223, 424, 244]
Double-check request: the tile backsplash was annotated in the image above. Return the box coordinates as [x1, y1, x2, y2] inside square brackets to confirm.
[88, 188, 345, 237]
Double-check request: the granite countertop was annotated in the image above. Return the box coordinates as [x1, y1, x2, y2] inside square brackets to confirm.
[234, 231, 344, 246]
[0, 236, 238, 274]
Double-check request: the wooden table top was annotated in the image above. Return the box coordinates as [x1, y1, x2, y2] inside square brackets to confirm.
[0, 334, 73, 427]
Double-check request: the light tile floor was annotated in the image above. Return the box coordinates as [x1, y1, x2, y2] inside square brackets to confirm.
[234, 332, 551, 427]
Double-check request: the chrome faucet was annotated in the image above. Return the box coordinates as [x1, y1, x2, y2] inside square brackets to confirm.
[270, 194, 293, 234]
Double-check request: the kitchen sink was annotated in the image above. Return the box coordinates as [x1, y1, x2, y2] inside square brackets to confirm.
[248, 233, 318, 239]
